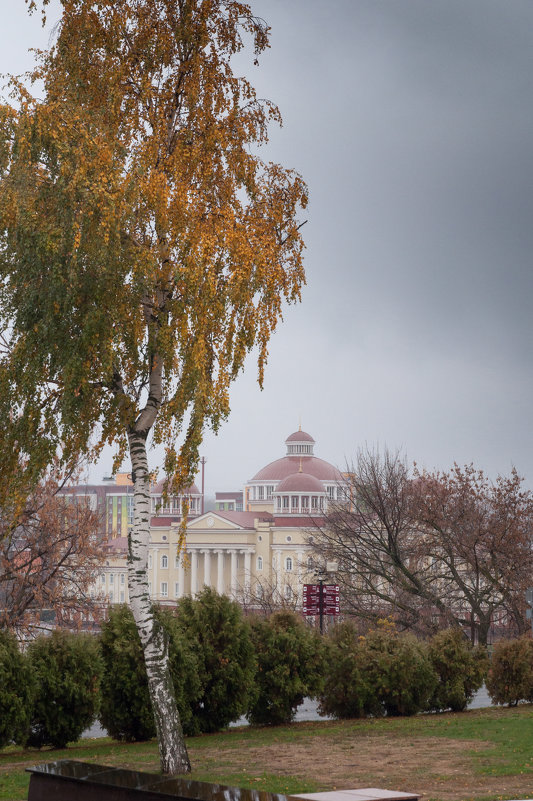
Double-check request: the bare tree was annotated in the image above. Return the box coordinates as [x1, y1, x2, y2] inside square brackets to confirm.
[310, 448, 533, 644]
[239, 567, 302, 615]
[0, 474, 104, 635]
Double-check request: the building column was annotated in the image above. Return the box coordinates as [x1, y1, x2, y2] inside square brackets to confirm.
[244, 550, 251, 597]
[216, 550, 224, 594]
[190, 550, 199, 597]
[178, 554, 185, 598]
[297, 550, 304, 599]
[152, 547, 158, 599]
[229, 549, 238, 598]
[203, 549, 211, 588]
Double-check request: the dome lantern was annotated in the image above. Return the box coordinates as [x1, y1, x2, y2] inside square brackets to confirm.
[285, 429, 315, 456]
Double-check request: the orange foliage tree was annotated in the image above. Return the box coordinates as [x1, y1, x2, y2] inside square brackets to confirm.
[0, 0, 306, 774]
[0, 475, 103, 635]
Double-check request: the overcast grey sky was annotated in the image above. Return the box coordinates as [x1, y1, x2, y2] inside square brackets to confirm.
[3, 1, 533, 492]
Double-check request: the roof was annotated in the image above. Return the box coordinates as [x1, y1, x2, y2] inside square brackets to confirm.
[272, 516, 325, 528]
[251, 456, 343, 483]
[215, 491, 243, 500]
[276, 472, 325, 493]
[285, 429, 315, 443]
[200, 511, 273, 528]
[150, 516, 176, 527]
[152, 480, 201, 495]
[103, 537, 128, 553]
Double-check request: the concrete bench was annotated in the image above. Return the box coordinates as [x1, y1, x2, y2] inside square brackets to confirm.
[26, 760, 419, 801]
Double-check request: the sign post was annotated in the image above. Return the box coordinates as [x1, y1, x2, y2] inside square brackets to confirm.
[303, 583, 340, 633]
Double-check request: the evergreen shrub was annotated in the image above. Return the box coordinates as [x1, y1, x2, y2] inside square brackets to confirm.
[0, 629, 34, 748]
[318, 620, 381, 719]
[27, 630, 102, 748]
[99, 604, 200, 741]
[486, 636, 533, 706]
[427, 627, 487, 712]
[247, 610, 326, 725]
[319, 621, 437, 718]
[176, 587, 256, 732]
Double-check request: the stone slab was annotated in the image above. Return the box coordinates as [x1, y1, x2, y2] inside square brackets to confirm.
[292, 789, 419, 801]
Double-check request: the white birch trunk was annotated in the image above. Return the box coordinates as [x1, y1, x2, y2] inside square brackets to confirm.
[127, 430, 191, 775]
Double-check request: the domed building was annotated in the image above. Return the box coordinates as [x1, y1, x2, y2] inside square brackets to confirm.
[245, 428, 346, 514]
[97, 428, 344, 613]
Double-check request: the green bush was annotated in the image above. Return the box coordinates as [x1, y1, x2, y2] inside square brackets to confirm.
[27, 630, 102, 748]
[486, 636, 533, 707]
[318, 620, 382, 719]
[247, 611, 326, 726]
[361, 627, 437, 716]
[176, 588, 256, 733]
[427, 628, 487, 712]
[319, 621, 437, 719]
[99, 604, 200, 741]
[0, 629, 34, 748]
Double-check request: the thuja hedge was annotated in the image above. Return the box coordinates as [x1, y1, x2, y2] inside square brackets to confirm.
[27, 630, 103, 748]
[0, 629, 34, 748]
[247, 610, 326, 726]
[486, 636, 533, 706]
[99, 604, 201, 740]
[318, 622, 487, 719]
[0, 605, 500, 748]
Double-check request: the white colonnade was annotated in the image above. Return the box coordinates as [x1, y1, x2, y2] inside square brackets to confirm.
[175, 545, 255, 599]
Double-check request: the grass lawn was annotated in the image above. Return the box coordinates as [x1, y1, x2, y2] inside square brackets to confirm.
[2, 706, 533, 801]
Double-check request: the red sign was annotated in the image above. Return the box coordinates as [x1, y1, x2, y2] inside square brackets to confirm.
[303, 584, 340, 616]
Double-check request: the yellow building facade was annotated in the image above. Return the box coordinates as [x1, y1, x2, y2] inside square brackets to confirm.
[98, 429, 344, 609]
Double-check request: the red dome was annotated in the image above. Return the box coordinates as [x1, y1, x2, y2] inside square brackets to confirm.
[285, 430, 315, 443]
[276, 472, 325, 493]
[251, 456, 343, 482]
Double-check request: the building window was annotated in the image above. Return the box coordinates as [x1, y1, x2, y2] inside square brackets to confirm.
[109, 573, 114, 585]
[301, 496, 309, 509]
[120, 573, 125, 585]
[149, 554, 153, 568]
[100, 574, 105, 585]
[148, 582, 152, 595]
[174, 582, 180, 597]
[108, 591, 114, 602]
[161, 555, 168, 569]
[291, 496, 299, 511]
[311, 496, 318, 509]
[327, 486, 335, 499]
[258, 486, 264, 500]
[257, 556, 263, 571]
[120, 591, 125, 603]
[267, 485, 274, 499]
[276, 497, 281, 511]
[161, 582, 168, 597]
[175, 554, 180, 568]
[285, 557, 293, 572]
[257, 583, 264, 599]
[284, 585, 292, 600]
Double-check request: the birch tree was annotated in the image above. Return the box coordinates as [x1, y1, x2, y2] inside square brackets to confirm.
[0, 0, 307, 774]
